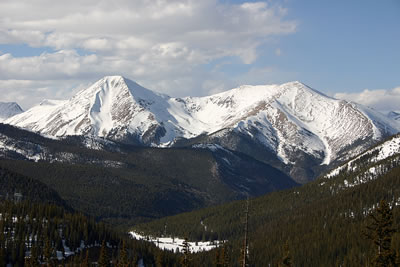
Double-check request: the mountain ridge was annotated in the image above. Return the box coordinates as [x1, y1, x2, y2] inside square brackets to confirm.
[5, 76, 400, 182]
[0, 122, 296, 224]
[0, 102, 23, 121]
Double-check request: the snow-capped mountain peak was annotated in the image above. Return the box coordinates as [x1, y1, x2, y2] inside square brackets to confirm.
[4, 76, 400, 182]
[6, 76, 173, 144]
[0, 102, 23, 122]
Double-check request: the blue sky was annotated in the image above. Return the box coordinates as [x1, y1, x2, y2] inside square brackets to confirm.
[221, 0, 400, 93]
[271, 0, 400, 93]
[0, 0, 399, 110]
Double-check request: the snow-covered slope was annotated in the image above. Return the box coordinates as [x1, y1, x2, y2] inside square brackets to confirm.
[6, 77, 176, 144]
[5, 76, 400, 177]
[319, 133, 400, 193]
[325, 133, 400, 179]
[0, 102, 23, 121]
[0, 123, 124, 167]
[388, 111, 400, 121]
[176, 81, 400, 172]
[192, 82, 399, 165]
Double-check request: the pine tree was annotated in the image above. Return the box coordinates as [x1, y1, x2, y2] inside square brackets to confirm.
[214, 248, 221, 267]
[0, 246, 5, 267]
[43, 236, 53, 266]
[364, 200, 396, 267]
[74, 254, 81, 266]
[155, 251, 165, 267]
[214, 245, 230, 267]
[239, 198, 250, 267]
[28, 244, 40, 267]
[81, 250, 90, 267]
[132, 254, 139, 267]
[222, 245, 230, 267]
[395, 250, 400, 266]
[180, 237, 191, 267]
[278, 240, 292, 267]
[98, 240, 110, 267]
[118, 241, 129, 267]
[11, 242, 18, 265]
[18, 241, 26, 267]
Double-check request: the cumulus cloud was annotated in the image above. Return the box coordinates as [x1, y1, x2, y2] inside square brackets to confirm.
[0, 79, 89, 109]
[0, 0, 297, 107]
[334, 87, 400, 112]
[0, 51, 101, 80]
[0, 29, 46, 46]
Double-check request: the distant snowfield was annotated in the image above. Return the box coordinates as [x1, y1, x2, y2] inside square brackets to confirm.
[130, 231, 223, 253]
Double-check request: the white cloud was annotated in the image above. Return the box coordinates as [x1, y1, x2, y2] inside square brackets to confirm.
[82, 38, 112, 51]
[0, 79, 89, 110]
[0, 29, 45, 46]
[0, 0, 297, 107]
[0, 50, 101, 80]
[334, 87, 400, 112]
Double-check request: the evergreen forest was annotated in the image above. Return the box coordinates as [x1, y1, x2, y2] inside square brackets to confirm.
[134, 145, 400, 266]
[1, 125, 400, 266]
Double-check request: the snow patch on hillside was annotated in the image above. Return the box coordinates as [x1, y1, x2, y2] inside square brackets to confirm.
[325, 135, 400, 179]
[130, 231, 223, 253]
[0, 133, 45, 161]
[192, 143, 232, 154]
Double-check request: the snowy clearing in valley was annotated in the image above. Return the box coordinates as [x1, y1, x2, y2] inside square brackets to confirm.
[130, 231, 224, 253]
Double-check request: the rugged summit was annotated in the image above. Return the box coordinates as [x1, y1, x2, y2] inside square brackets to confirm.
[0, 102, 23, 121]
[5, 76, 400, 182]
[5, 76, 173, 144]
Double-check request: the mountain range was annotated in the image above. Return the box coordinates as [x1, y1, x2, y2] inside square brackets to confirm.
[4, 76, 400, 182]
[1, 76, 400, 266]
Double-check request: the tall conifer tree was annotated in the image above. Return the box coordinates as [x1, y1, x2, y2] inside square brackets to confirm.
[364, 200, 396, 266]
[118, 240, 129, 267]
[279, 240, 292, 267]
[181, 237, 190, 267]
[98, 240, 109, 267]
[81, 250, 90, 267]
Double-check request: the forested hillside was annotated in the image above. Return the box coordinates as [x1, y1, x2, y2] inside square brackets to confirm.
[0, 166, 181, 266]
[0, 199, 183, 266]
[0, 123, 296, 227]
[0, 166, 68, 208]
[1, 115, 399, 266]
[133, 140, 400, 266]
